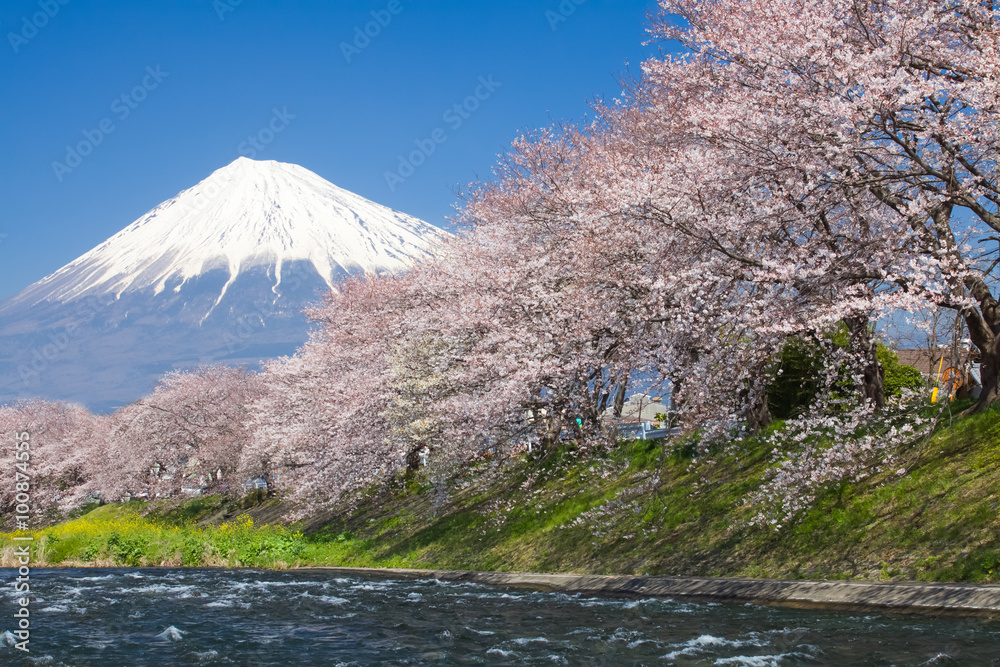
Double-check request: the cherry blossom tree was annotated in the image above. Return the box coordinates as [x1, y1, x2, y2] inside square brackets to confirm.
[641, 0, 1000, 412]
[244, 274, 429, 506]
[14, 0, 995, 526]
[94, 365, 261, 501]
[0, 400, 104, 523]
[246, 146, 708, 505]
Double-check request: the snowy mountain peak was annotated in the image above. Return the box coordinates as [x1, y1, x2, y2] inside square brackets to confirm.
[0, 158, 447, 411]
[4, 158, 447, 312]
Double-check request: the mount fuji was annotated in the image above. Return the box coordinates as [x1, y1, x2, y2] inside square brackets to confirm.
[0, 157, 447, 412]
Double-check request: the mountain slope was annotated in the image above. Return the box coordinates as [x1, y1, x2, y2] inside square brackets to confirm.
[0, 158, 447, 411]
[3, 157, 444, 316]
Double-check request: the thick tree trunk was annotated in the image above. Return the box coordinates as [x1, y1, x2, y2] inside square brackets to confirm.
[737, 368, 771, 433]
[745, 388, 772, 432]
[973, 346, 1000, 412]
[601, 379, 628, 442]
[613, 382, 627, 418]
[963, 331, 1000, 414]
[538, 412, 563, 453]
[583, 365, 630, 443]
[962, 276, 1000, 413]
[405, 446, 422, 474]
[844, 315, 886, 410]
[592, 371, 629, 443]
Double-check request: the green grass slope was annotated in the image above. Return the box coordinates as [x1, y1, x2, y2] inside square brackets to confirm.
[4, 403, 999, 582]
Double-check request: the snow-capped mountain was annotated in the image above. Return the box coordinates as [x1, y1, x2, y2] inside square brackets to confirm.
[0, 158, 447, 412]
[4, 157, 442, 315]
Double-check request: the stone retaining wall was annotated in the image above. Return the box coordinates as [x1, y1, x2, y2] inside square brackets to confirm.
[312, 567, 1000, 616]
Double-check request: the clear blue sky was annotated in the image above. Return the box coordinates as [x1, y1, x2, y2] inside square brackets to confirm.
[0, 0, 674, 301]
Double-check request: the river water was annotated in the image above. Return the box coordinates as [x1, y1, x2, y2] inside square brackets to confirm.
[1, 568, 998, 665]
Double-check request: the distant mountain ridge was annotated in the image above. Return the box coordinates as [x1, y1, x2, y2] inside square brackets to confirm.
[0, 158, 447, 412]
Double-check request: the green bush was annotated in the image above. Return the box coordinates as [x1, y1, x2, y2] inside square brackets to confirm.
[80, 542, 101, 561]
[107, 532, 148, 566]
[878, 345, 925, 397]
[767, 336, 827, 419]
[211, 514, 304, 566]
[181, 535, 206, 566]
[767, 330, 924, 418]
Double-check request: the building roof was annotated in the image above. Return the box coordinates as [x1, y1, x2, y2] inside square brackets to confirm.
[894, 348, 977, 377]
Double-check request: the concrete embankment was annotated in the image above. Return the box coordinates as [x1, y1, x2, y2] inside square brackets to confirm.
[313, 567, 1000, 616]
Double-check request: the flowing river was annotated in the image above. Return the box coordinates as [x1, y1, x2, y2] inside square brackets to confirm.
[2, 568, 998, 665]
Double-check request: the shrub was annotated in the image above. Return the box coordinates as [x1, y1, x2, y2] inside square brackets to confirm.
[212, 514, 304, 566]
[767, 337, 827, 419]
[767, 332, 924, 419]
[878, 345, 925, 398]
[107, 532, 148, 566]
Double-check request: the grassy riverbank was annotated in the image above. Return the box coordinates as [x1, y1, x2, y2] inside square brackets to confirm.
[4, 402, 1000, 582]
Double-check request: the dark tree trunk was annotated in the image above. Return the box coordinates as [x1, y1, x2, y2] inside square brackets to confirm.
[603, 378, 629, 443]
[973, 346, 1000, 412]
[745, 388, 772, 432]
[962, 276, 1000, 413]
[738, 366, 771, 433]
[845, 315, 886, 409]
[613, 382, 627, 419]
[538, 412, 563, 453]
[405, 447, 421, 474]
